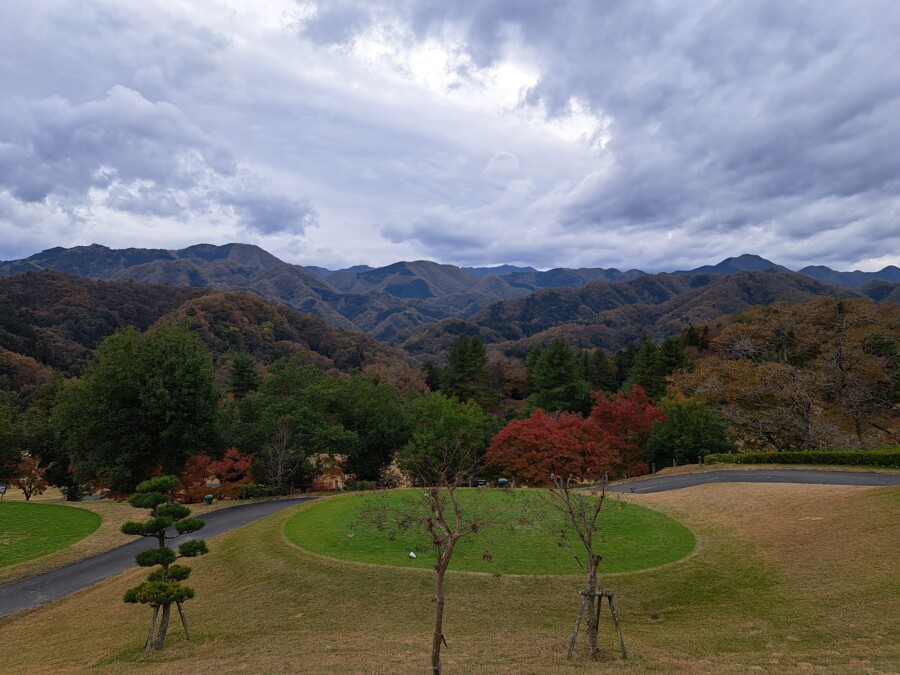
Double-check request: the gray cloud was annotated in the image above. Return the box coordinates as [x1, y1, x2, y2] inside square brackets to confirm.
[0, 0, 897, 271]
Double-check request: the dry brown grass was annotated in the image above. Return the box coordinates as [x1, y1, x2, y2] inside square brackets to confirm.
[612, 463, 900, 485]
[1, 483, 897, 673]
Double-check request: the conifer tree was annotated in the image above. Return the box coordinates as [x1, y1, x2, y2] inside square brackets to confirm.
[527, 339, 591, 414]
[440, 335, 495, 408]
[122, 475, 208, 656]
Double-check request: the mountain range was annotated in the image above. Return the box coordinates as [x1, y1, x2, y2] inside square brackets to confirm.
[1, 245, 897, 352]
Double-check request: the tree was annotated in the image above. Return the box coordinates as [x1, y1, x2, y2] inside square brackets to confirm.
[589, 386, 663, 476]
[225, 352, 261, 399]
[579, 349, 617, 393]
[121, 475, 208, 656]
[486, 410, 615, 486]
[488, 386, 663, 483]
[225, 357, 410, 484]
[372, 393, 492, 674]
[13, 453, 48, 500]
[0, 395, 20, 484]
[549, 475, 612, 660]
[669, 298, 898, 450]
[258, 417, 307, 493]
[440, 335, 496, 408]
[527, 339, 591, 414]
[647, 397, 734, 466]
[53, 325, 221, 492]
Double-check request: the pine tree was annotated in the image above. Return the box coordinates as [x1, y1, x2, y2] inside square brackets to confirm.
[122, 475, 208, 656]
[440, 335, 495, 408]
[527, 339, 591, 414]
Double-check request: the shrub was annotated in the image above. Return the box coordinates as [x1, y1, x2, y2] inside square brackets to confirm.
[705, 449, 900, 468]
[237, 483, 281, 499]
[350, 479, 378, 491]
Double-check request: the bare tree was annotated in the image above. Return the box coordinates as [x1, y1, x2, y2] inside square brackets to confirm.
[363, 393, 492, 675]
[260, 417, 304, 492]
[548, 474, 620, 661]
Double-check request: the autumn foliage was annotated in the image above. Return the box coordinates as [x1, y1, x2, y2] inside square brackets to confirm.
[487, 386, 662, 485]
[178, 448, 254, 502]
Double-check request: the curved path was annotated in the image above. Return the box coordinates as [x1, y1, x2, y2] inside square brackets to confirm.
[0, 496, 314, 619]
[607, 469, 900, 494]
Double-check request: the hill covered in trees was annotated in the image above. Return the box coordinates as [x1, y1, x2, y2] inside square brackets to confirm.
[0, 272, 415, 381]
[3, 244, 897, 342]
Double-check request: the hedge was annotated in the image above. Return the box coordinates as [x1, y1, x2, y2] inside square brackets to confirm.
[237, 483, 282, 499]
[705, 450, 900, 468]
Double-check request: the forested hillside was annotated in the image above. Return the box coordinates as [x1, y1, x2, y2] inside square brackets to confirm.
[395, 270, 864, 358]
[4, 244, 897, 341]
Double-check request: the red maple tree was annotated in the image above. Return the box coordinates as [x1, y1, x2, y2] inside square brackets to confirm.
[486, 386, 663, 485]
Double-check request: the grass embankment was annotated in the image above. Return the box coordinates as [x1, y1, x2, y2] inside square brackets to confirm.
[1, 483, 897, 673]
[286, 489, 694, 574]
[0, 488, 262, 585]
[0, 502, 101, 567]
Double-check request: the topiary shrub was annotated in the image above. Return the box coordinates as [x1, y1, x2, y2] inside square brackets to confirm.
[121, 475, 208, 657]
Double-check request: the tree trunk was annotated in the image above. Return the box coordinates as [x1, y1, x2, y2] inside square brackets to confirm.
[154, 603, 171, 650]
[432, 561, 447, 675]
[144, 605, 159, 657]
[585, 565, 600, 659]
[431, 538, 458, 675]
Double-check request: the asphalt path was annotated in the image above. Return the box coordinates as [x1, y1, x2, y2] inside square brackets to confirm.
[0, 496, 314, 619]
[607, 469, 900, 494]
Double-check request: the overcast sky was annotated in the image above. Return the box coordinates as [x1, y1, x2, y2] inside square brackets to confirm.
[1, 1, 898, 272]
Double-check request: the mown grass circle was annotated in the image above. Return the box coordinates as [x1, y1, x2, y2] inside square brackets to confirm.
[285, 489, 694, 575]
[0, 502, 102, 568]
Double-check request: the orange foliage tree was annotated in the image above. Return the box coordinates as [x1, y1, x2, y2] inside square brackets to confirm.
[178, 449, 254, 502]
[14, 453, 49, 501]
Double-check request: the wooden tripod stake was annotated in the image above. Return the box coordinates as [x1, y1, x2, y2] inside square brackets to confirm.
[566, 588, 627, 660]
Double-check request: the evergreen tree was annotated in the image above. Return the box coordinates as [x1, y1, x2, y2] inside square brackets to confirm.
[527, 339, 591, 414]
[122, 475, 208, 656]
[583, 349, 617, 393]
[226, 353, 260, 399]
[647, 398, 734, 465]
[440, 335, 495, 408]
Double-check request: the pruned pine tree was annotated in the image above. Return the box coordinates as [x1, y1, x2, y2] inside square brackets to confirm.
[121, 475, 208, 656]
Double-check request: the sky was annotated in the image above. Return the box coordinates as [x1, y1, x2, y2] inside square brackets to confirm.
[1, 1, 898, 273]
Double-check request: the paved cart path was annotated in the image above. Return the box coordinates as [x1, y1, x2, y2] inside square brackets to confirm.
[607, 469, 900, 494]
[0, 496, 314, 618]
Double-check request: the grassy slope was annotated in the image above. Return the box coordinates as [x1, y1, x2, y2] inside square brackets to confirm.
[0, 502, 101, 567]
[0, 489, 262, 585]
[285, 489, 695, 574]
[1, 483, 897, 673]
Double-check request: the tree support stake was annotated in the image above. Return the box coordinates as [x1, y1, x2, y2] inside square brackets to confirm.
[566, 588, 627, 660]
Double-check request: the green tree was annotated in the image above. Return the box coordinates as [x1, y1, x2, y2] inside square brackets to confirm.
[225, 353, 261, 399]
[224, 356, 410, 485]
[527, 339, 591, 414]
[580, 349, 618, 393]
[121, 475, 208, 656]
[0, 395, 21, 484]
[440, 335, 495, 408]
[647, 397, 734, 466]
[53, 325, 221, 492]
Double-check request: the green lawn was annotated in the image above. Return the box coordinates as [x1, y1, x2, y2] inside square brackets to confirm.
[285, 488, 695, 574]
[0, 502, 102, 567]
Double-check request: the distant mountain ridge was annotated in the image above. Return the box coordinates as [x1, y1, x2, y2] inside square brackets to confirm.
[1, 244, 896, 343]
